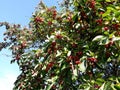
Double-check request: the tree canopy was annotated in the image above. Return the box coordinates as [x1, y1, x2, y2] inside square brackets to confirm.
[0, 0, 120, 90]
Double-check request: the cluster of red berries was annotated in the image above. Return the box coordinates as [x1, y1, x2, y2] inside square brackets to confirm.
[48, 42, 57, 54]
[56, 34, 62, 39]
[89, 0, 96, 9]
[67, 51, 83, 65]
[16, 54, 21, 60]
[105, 40, 114, 48]
[96, 18, 102, 25]
[46, 62, 54, 71]
[112, 24, 119, 30]
[87, 57, 97, 63]
[104, 26, 109, 31]
[34, 17, 44, 23]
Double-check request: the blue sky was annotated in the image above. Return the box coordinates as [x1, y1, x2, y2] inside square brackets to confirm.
[0, 0, 58, 90]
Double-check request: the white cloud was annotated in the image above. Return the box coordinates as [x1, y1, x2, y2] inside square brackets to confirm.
[0, 73, 18, 90]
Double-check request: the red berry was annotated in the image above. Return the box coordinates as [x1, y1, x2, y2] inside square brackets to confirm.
[99, 12, 104, 14]
[75, 60, 81, 64]
[89, 0, 96, 9]
[51, 42, 56, 46]
[104, 26, 109, 31]
[48, 21, 52, 26]
[96, 19, 102, 25]
[94, 84, 100, 89]
[72, 43, 77, 48]
[16, 54, 20, 60]
[105, 44, 109, 48]
[73, 55, 79, 61]
[46, 62, 54, 72]
[76, 51, 83, 56]
[48, 62, 54, 67]
[87, 57, 97, 63]
[56, 34, 62, 39]
[34, 17, 44, 23]
[112, 24, 119, 30]
[21, 41, 27, 48]
[52, 9, 57, 18]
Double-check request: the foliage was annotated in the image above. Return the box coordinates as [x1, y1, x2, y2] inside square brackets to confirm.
[0, 0, 120, 90]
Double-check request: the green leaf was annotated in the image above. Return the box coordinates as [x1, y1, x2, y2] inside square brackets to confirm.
[105, 0, 111, 2]
[84, 86, 90, 90]
[67, 51, 71, 56]
[114, 83, 120, 90]
[73, 68, 78, 76]
[56, 51, 62, 57]
[115, 12, 120, 18]
[99, 82, 112, 90]
[99, 83, 105, 90]
[112, 37, 120, 42]
[96, 78, 105, 83]
[46, 83, 54, 90]
[104, 82, 112, 90]
[47, 76, 58, 83]
[78, 60, 87, 73]
[92, 35, 104, 41]
[72, 13, 78, 23]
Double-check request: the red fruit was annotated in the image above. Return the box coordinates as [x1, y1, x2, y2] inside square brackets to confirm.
[46, 62, 54, 72]
[73, 55, 79, 61]
[96, 19, 102, 25]
[21, 42, 27, 48]
[104, 26, 109, 31]
[67, 16, 72, 21]
[76, 51, 83, 56]
[69, 55, 73, 59]
[34, 17, 44, 23]
[112, 24, 119, 30]
[94, 84, 100, 89]
[48, 62, 54, 67]
[75, 60, 81, 64]
[16, 54, 20, 60]
[89, 0, 96, 9]
[99, 12, 104, 14]
[87, 57, 97, 63]
[109, 41, 114, 46]
[105, 41, 114, 48]
[51, 42, 56, 46]
[53, 10, 57, 17]
[48, 21, 52, 26]
[56, 34, 62, 39]
[72, 43, 77, 48]
[105, 44, 109, 48]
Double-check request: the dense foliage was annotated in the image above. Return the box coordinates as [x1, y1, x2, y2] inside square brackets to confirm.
[0, 0, 120, 90]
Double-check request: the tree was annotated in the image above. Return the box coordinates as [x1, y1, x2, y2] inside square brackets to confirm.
[0, 0, 120, 89]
